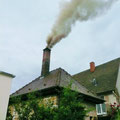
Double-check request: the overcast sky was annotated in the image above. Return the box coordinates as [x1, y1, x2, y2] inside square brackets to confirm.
[0, 0, 120, 93]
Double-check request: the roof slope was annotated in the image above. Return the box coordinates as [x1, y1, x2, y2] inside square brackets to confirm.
[73, 58, 120, 94]
[11, 68, 101, 101]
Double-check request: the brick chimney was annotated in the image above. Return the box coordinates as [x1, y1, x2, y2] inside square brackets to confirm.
[41, 47, 51, 76]
[90, 62, 95, 72]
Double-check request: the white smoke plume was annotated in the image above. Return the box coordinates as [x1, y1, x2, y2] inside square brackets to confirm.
[47, 0, 117, 48]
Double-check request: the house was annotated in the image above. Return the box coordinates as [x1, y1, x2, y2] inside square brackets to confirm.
[0, 71, 15, 120]
[73, 58, 120, 118]
[11, 68, 104, 119]
[9, 48, 104, 120]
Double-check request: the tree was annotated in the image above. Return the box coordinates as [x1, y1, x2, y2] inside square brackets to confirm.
[6, 86, 87, 120]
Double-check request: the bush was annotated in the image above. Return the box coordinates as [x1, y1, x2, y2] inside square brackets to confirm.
[53, 87, 87, 120]
[6, 87, 87, 120]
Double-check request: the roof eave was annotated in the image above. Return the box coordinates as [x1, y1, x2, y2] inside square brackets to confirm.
[0, 71, 15, 78]
[79, 93, 104, 104]
[11, 86, 60, 97]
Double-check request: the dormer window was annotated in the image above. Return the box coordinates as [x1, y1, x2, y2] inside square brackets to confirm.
[92, 78, 98, 86]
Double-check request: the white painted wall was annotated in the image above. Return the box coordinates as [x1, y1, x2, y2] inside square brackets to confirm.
[0, 74, 13, 120]
[116, 64, 120, 96]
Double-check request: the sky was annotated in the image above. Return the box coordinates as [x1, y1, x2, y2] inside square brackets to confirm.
[0, 0, 120, 93]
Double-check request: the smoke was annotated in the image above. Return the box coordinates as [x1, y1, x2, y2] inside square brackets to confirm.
[47, 0, 117, 48]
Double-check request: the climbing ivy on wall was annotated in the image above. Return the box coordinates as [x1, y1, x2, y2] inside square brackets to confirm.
[6, 86, 87, 120]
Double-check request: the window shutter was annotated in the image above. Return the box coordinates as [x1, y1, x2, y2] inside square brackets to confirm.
[102, 103, 106, 113]
[96, 104, 101, 113]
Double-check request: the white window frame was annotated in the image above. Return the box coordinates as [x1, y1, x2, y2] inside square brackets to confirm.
[96, 103, 107, 115]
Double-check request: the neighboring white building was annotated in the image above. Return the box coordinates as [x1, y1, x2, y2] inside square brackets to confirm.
[0, 71, 15, 120]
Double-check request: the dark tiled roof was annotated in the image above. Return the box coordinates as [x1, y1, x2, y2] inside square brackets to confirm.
[11, 68, 102, 101]
[0, 71, 15, 78]
[73, 58, 120, 94]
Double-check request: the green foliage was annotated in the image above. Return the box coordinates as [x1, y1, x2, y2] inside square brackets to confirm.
[53, 87, 87, 120]
[116, 111, 120, 120]
[6, 87, 87, 120]
[6, 106, 13, 120]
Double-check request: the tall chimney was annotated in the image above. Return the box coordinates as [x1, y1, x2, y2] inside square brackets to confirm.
[90, 62, 95, 72]
[41, 47, 51, 76]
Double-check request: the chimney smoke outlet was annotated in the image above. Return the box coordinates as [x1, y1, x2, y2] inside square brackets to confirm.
[41, 48, 51, 76]
[90, 62, 95, 73]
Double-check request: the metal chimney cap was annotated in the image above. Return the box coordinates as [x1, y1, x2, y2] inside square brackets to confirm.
[43, 47, 51, 51]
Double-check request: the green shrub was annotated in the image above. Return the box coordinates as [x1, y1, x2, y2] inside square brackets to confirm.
[6, 87, 87, 120]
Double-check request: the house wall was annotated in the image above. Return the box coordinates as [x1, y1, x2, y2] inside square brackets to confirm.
[0, 74, 13, 120]
[104, 94, 117, 105]
[83, 101, 97, 120]
[104, 93, 118, 113]
[10, 95, 58, 120]
[41, 95, 58, 107]
[116, 64, 120, 96]
[9, 95, 97, 120]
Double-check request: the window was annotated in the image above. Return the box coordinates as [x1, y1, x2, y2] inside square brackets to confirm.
[96, 103, 107, 115]
[91, 78, 98, 86]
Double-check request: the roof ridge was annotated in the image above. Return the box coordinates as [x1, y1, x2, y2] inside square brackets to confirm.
[57, 68, 62, 86]
[11, 67, 65, 96]
[57, 68, 99, 98]
[73, 57, 120, 76]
